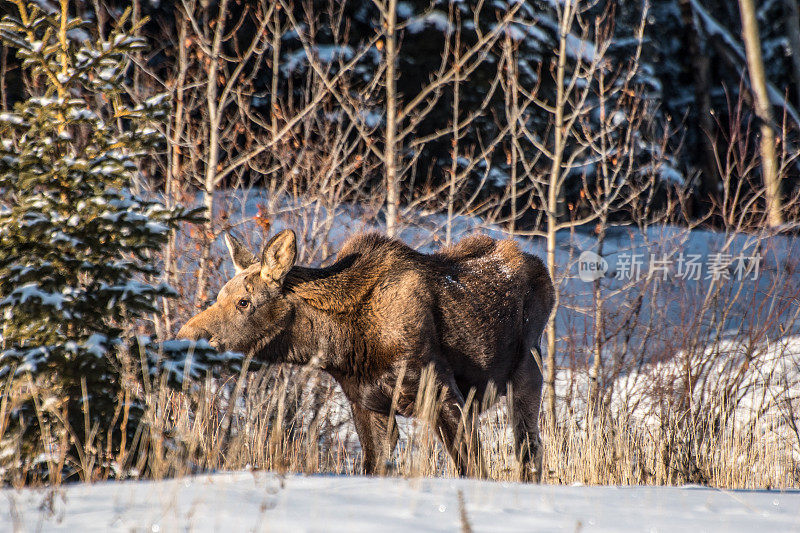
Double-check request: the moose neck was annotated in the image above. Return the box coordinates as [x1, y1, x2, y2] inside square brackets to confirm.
[284, 253, 380, 314]
[272, 297, 355, 372]
[273, 255, 385, 377]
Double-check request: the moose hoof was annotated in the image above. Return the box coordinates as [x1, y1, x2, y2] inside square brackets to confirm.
[380, 460, 398, 475]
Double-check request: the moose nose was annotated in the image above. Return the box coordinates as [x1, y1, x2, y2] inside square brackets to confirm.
[176, 322, 211, 342]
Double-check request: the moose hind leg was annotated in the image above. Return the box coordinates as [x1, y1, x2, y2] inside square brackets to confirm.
[510, 350, 544, 483]
[434, 379, 488, 479]
[350, 403, 399, 475]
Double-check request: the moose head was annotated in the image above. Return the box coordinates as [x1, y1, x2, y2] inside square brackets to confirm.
[176, 230, 298, 356]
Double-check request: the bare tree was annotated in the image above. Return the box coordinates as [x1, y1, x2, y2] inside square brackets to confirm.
[503, 31, 521, 235]
[499, 1, 664, 425]
[738, 0, 783, 227]
[380, 0, 400, 237]
[528, 0, 605, 425]
[281, 1, 520, 241]
[183, 0, 272, 303]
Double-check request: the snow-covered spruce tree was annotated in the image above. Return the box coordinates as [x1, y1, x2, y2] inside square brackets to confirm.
[0, 2, 227, 482]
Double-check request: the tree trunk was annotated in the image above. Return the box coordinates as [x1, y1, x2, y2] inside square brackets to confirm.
[589, 71, 609, 419]
[738, 0, 783, 227]
[384, 0, 400, 237]
[545, 222, 558, 427]
[269, 7, 282, 206]
[163, 14, 189, 332]
[544, 0, 573, 428]
[446, 22, 461, 246]
[783, 0, 800, 106]
[504, 33, 519, 235]
[679, 0, 719, 202]
[195, 0, 230, 304]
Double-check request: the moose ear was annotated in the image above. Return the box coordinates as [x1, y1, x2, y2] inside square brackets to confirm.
[225, 233, 257, 274]
[261, 229, 297, 288]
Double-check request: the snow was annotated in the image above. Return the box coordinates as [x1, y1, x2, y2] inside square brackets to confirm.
[639, 161, 685, 184]
[1, 282, 66, 310]
[4, 186, 797, 520]
[83, 333, 108, 357]
[407, 11, 452, 34]
[397, 2, 414, 19]
[565, 33, 597, 62]
[0, 113, 24, 125]
[29, 97, 62, 107]
[67, 108, 97, 121]
[144, 93, 169, 107]
[145, 220, 169, 233]
[3, 472, 799, 532]
[100, 280, 157, 301]
[191, 190, 800, 350]
[535, 15, 597, 62]
[525, 25, 549, 45]
[97, 68, 116, 81]
[359, 109, 383, 128]
[281, 45, 355, 75]
[30, 0, 57, 14]
[505, 24, 527, 42]
[160, 189, 800, 474]
[553, 334, 800, 468]
[4, 346, 49, 375]
[66, 28, 91, 43]
[488, 166, 509, 186]
[156, 339, 244, 385]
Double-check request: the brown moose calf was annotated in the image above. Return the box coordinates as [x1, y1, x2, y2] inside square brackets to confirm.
[177, 230, 554, 481]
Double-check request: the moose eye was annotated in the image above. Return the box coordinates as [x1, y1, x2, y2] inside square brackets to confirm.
[237, 298, 250, 309]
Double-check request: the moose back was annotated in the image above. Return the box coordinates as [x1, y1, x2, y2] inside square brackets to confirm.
[177, 230, 554, 480]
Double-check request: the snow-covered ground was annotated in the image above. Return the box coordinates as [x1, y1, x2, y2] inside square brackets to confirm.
[4, 472, 800, 532]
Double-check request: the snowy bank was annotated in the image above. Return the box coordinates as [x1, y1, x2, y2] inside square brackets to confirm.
[4, 472, 800, 532]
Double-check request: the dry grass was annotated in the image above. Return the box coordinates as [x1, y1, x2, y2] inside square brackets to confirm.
[2, 352, 798, 489]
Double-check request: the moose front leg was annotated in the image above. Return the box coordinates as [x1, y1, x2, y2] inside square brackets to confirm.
[350, 403, 399, 475]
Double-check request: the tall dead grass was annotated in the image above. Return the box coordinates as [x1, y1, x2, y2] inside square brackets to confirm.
[2, 348, 798, 489]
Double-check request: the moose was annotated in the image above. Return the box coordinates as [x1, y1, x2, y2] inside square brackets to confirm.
[177, 229, 554, 481]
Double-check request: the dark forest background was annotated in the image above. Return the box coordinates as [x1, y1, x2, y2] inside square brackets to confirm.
[2, 0, 799, 229]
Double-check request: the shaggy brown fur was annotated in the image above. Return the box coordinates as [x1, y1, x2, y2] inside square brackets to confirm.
[177, 230, 554, 480]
